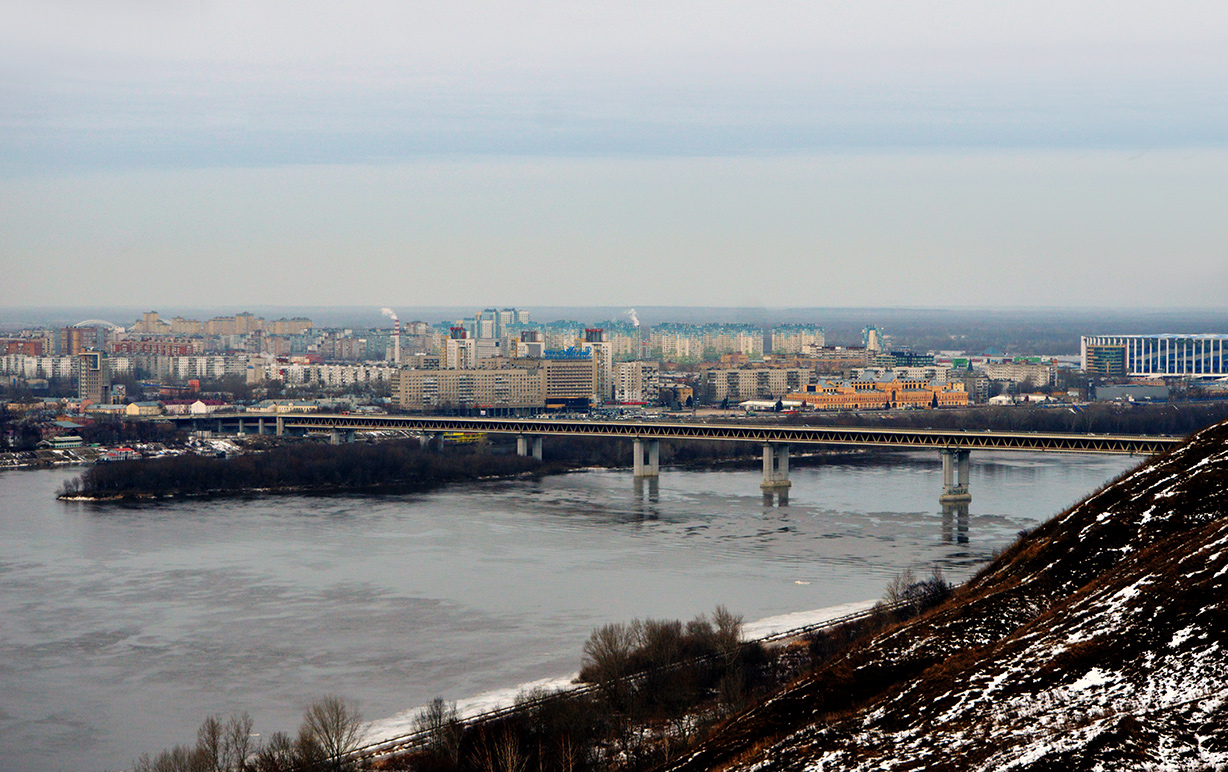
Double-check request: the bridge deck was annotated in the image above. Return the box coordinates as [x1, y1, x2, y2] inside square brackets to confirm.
[185, 414, 1183, 455]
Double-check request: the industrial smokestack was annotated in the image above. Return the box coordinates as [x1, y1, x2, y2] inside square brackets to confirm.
[381, 307, 400, 365]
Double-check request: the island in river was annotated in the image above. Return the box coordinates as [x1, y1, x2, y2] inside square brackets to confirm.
[56, 439, 547, 500]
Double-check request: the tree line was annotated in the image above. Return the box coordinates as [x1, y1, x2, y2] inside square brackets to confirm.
[132, 695, 364, 772]
[59, 440, 542, 499]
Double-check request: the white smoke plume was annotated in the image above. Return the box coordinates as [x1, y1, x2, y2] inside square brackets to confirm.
[380, 307, 398, 322]
[626, 308, 640, 327]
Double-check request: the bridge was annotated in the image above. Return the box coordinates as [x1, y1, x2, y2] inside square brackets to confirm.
[174, 413, 1183, 503]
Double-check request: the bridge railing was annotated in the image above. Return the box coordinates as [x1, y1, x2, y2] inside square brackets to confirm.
[179, 413, 1184, 455]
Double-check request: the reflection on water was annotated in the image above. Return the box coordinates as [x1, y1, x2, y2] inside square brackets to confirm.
[633, 476, 660, 519]
[942, 501, 971, 545]
[762, 489, 790, 507]
[0, 451, 1140, 772]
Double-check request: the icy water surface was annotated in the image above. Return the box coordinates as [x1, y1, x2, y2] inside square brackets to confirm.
[0, 451, 1136, 771]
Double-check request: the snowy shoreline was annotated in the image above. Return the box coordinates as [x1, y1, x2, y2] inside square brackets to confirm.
[363, 599, 877, 745]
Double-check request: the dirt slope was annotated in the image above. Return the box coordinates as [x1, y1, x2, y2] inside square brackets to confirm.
[669, 421, 1228, 771]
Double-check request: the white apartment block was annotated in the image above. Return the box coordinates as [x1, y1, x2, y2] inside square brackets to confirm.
[771, 325, 826, 355]
[701, 368, 812, 403]
[980, 361, 1056, 387]
[614, 361, 660, 403]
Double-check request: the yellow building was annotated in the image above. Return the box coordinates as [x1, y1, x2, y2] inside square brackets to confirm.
[788, 378, 968, 410]
[124, 401, 165, 417]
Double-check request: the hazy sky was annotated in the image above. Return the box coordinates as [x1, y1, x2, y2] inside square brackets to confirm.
[2, 2, 1226, 309]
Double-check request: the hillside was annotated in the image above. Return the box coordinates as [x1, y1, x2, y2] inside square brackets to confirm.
[669, 421, 1228, 771]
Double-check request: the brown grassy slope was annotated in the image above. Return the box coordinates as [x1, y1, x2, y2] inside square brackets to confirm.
[667, 420, 1228, 772]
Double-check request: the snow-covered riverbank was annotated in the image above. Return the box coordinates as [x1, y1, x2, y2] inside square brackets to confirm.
[363, 599, 878, 745]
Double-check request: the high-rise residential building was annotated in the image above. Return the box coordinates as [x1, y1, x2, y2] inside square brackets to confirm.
[132, 311, 172, 334]
[862, 326, 884, 353]
[59, 325, 107, 356]
[701, 367, 811, 404]
[445, 328, 476, 370]
[391, 368, 545, 414]
[614, 361, 660, 403]
[507, 329, 545, 359]
[77, 350, 111, 404]
[771, 324, 826, 355]
[497, 308, 517, 334]
[544, 321, 585, 351]
[582, 329, 613, 402]
[475, 309, 499, 339]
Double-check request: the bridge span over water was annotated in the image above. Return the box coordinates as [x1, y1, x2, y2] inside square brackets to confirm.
[178, 413, 1183, 503]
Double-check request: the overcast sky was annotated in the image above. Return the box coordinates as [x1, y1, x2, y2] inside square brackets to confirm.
[2, 1, 1226, 309]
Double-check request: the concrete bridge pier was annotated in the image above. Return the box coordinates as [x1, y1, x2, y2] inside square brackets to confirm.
[761, 443, 792, 492]
[257, 417, 267, 435]
[517, 435, 544, 461]
[419, 432, 442, 450]
[633, 438, 660, 478]
[939, 448, 972, 503]
[275, 416, 284, 437]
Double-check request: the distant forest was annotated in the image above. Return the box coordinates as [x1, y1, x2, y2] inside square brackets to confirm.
[59, 440, 542, 499]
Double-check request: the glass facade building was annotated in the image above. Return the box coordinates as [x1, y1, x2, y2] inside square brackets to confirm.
[1081, 335, 1228, 377]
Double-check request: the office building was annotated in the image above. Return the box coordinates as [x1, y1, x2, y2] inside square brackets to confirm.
[1080, 335, 1228, 377]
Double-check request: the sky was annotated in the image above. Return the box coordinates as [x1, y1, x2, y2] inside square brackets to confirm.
[2, 1, 1227, 309]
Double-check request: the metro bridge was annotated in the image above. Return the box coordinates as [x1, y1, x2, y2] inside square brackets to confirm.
[170, 413, 1182, 503]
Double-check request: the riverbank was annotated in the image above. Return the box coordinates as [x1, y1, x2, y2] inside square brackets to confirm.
[360, 599, 878, 747]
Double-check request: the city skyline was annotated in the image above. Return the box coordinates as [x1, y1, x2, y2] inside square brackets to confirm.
[3, 2, 1227, 309]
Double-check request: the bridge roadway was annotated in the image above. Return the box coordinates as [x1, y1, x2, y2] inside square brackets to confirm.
[181, 413, 1183, 503]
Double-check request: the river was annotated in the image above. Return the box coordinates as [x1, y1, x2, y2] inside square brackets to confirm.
[0, 450, 1136, 771]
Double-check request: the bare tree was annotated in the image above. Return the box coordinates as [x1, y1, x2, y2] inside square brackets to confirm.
[223, 711, 255, 771]
[639, 619, 683, 668]
[475, 727, 527, 772]
[581, 622, 637, 683]
[413, 697, 462, 765]
[131, 744, 210, 772]
[301, 695, 364, 771]
[712, 605, 743, 664]
[252, 731, 296, 772]
[884, 568, 918, 607]
[197, 715, 225, 772]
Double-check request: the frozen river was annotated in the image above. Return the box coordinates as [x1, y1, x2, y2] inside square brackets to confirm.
[0, 450, 1136, 771]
